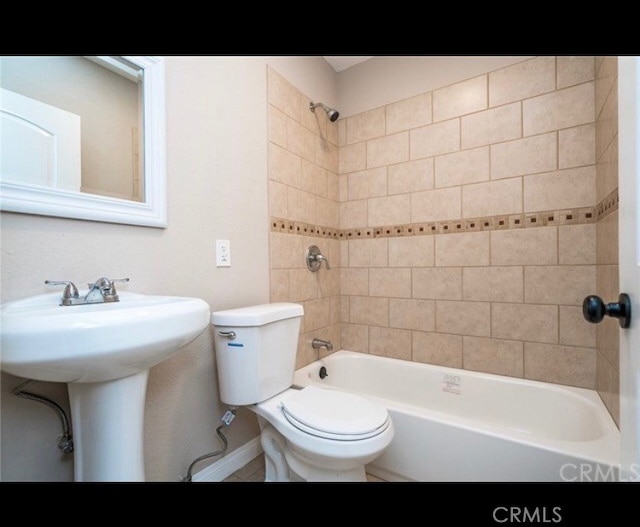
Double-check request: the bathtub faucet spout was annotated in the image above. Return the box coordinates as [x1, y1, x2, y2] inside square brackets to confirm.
[312, 338, 334, 352]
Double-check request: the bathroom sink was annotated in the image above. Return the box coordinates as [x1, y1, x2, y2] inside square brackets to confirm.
[0, 291, 211, 383]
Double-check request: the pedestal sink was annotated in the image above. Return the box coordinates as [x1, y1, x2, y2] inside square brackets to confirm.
[0, 291, 210, 481]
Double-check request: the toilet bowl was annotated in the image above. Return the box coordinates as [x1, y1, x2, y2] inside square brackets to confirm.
[211, 302, 394, 482]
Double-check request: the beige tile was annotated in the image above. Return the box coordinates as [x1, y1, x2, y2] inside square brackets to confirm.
[270, 270, 289, 302]
[411, 187, 461, 222]
[559, 124, 595, 169]
[348, 167, 387, 200]
[436, 300, 491, 337]
[386, 93, 432, 134]
[523, 82, 595, 137]
[346, 107, 386, 144]
[389, 298, 436, 331]
[412, 331, 463, 367]
[296, 331, 319, 369]
[557, 56, 595, 88]
[338, 173, 349, 202]
[316, 135, 338, 173]
[338, 142, 366, 174]
[560, 306, 596, 347]
[596, 136, 617, 203]
[463, 267, 523, 302]
[462, 178, 522, 218]
[340, 295, 349, 322]
[524, 265, 595, 306]
[559, 224, 596, 264]
[367, 132, 410, 168]
[287, 187, 316, 224]
[490, 133, 557, 180]
[287, 117, 316, 163]
[348, 238, 388, 267]
[301, 160, 328, 198]
[304, 96, 327, 139]
[596, 78, 618, 162]
[388, 159, 434, 195]
[269, 180, 288, 218]
[369, 268, 411, 298]
[340, 268, 369, 296]
[524, 343, 596, 389]
[318, 265, 339, 297]
[433, 75, 487, 122]
[412, 267, 462, 300]
[463, 337, 524, 377]
[435, 231, 490, 267]
[303, 297, 332, 331]
[341, 323, 369, 353]
[270, 232, 303, 269]
[269, 105, 287, 147]
[326, 119, 338, 147]
[369, 326, 412, 360]
[327, 171, 339, 201]
[461, 102, 521, 149]
[289, 268, 318, 302]
[491, 227, 557, 265]
[596, 266, 620, 372]
[389, 235, 434, 267]
[410, 119, 460, 160]
[595, 56, 617, 119]
[489, 57, 556, 107]
[340, 200, 368, 229]
[435, 146, 489, 188]
[524, 167, 595, 212]
[269, 143, 301, 187]
[350, 296, 389, 326]
[368, 194, 411, 226]
[492, 303, 558, 343]
[267, 67, 301, 120]
[316, 196, 339, 229]
[596, 351, 613, 411]
[596, 213, 618, 265]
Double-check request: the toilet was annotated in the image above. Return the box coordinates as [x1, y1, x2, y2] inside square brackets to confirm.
[211, 302, 394, 482]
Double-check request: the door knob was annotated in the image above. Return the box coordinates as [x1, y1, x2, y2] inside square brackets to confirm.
[582, 293, 632, 328]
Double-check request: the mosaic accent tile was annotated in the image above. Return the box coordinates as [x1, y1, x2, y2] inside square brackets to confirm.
[269, 196, 613, 241]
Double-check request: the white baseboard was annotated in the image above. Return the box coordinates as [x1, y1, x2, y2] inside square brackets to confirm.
[191, 436, 263, 482]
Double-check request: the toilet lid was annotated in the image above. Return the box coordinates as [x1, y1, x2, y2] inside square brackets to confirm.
[280, 386, 390, 441]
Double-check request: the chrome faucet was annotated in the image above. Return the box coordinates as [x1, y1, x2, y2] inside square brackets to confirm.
[306, 245, 330, 272]
[45, 277, 130, 306]
[312, 338, 334, 352]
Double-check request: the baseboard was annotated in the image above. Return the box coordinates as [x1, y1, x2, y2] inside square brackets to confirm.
[191, 436, 263, 482]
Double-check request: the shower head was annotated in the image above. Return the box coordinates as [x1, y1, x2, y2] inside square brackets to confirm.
[309, 101, 340, 122]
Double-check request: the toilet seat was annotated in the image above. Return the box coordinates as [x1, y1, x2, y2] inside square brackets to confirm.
[279, 386, 390, 441]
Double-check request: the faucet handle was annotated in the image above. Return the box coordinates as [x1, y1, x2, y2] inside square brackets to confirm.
[87, 277, 130, 291]
[45, 280, 80, 303]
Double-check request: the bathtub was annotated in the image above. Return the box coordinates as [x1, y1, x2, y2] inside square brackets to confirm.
[293, 350, 620, 482]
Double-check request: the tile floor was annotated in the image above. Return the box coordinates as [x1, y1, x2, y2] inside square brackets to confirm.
[223, 455, 385, 482]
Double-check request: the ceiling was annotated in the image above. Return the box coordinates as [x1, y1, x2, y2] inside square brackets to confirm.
[323, 56, 374, 72]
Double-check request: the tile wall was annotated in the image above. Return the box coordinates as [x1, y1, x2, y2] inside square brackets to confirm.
[594, 56, 619, 424]
[268, 57, 615, 394]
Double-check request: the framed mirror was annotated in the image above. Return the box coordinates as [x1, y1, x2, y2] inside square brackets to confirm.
[0, 56, 166, 228]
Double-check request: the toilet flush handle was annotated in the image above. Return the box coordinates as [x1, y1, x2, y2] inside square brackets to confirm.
[217, 330, 236, 340]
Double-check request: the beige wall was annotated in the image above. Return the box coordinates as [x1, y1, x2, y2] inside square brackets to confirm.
[0, 55, 335, 482]
[594, 56, 620, 425]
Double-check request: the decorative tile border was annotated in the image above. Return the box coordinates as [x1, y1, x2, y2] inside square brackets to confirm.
[270, 189, 617, 240]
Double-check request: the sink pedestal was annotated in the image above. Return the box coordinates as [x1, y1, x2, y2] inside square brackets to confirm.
[68, 370, 149, 482]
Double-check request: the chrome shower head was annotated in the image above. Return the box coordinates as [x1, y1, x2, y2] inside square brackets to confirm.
[309, 101, 340, 122]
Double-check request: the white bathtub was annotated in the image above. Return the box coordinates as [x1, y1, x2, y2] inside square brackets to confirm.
[293, 350, 620, 482]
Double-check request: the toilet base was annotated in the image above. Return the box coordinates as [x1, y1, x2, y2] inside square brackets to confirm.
[259, 421, 368, 482]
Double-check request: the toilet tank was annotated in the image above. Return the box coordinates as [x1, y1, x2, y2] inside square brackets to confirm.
[211, 303, 303, 406]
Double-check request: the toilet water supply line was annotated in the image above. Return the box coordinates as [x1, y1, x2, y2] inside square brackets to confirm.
[12, 379, 74, 454]
[182, 407, 237, 482]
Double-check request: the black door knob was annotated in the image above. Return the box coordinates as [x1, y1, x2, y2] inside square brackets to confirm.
[582, 293, 632, 328]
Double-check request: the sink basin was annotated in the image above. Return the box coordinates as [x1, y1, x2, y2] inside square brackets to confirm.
[1, 291, 210, 383]
[0, 290, 210, 481]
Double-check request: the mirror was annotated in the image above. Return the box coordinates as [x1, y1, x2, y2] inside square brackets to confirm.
[0, 56, 166, 228]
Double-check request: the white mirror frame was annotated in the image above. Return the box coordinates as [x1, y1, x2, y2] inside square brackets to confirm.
[0, 56, 167, 228]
